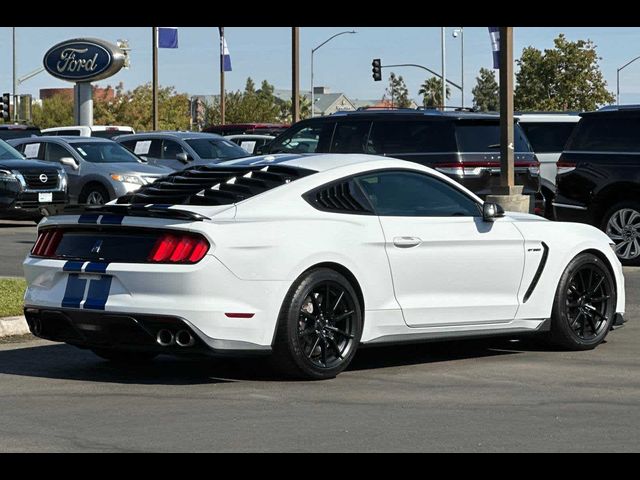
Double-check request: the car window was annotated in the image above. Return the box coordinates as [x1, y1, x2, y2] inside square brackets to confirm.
[52, 129, 81, 136]
[368, 120, 456, 154]
[70, 142, 141, 163]
[0, 140, 24, 160]
[93, 130, 127, 139]
[161, 140, 185, 159]
[519, 122, 577, 153]
[566, 116, 640, 152]
[330, 121, 372, 153]
[356, 170, 480, 217]
[120, 139, 162, 157]
[44, 142, 72, 162]
[185, 139, 247, 160]
[455, 122, 532, 153]
[269, 123, 334, 154]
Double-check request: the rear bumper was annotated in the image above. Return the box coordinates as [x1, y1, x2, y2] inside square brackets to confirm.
[24, 307, 271, 357]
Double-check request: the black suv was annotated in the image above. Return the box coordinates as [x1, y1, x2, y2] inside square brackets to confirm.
[262, 110, 541, 207]
[555, 105, 640, 264]
[0, 139, 67, 220]
[0, 124, 41, 141]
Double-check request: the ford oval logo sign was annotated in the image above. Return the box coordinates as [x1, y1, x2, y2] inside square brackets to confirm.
[43, 38, 125, 82]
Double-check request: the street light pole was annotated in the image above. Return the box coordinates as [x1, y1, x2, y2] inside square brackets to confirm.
[617, 54, 640, 105]
[441, 27, 446, 110]
[452, 27, 464, 108]
[311, 30, 356, 117]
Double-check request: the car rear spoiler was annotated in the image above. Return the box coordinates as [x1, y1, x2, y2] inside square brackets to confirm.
[63, 204, 211, 222]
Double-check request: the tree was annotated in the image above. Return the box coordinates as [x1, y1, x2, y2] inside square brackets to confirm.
[472, 68, 500, 112]
[418, 77, 450, 109]
[385, 72, 411, 108]
[31, 94, 73, 129]
[515, 34, 614, 111]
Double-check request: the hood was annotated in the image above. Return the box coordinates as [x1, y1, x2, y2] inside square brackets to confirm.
[505, 211, 548, 222]
[0, 158, 62, 170]
[107, 161, 173, 175]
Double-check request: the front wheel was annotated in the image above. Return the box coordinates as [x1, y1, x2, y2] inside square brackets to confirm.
[80, 184, 110, 206]
[602, 201, 640, 265]
[271, 268, 363, 380]
[548, 253, 616, 350]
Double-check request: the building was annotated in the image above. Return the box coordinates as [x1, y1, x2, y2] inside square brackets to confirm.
[274, 87, 356, 117]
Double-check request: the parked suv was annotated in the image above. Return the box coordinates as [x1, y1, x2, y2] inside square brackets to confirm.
[263, 110, 541, 206]
[554, 105, 640, 264]
[517, 112, 580, 218]
[8, 136, 171, 205]
[42, 125, 135, 139]
[0, 124, 41, 141]
[115, 132, 248, 170]
[0, 139, 67, 220]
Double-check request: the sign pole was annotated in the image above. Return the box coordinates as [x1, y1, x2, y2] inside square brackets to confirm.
[152, 27, 159, 131]
[219, 27, 225, 126]
[292, 27, 300, 123]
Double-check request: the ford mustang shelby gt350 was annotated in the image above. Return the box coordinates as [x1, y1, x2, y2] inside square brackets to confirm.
[23, 154, 626, 379]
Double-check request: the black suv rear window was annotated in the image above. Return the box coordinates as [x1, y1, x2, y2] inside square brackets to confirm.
[455, 122, 532, 153]
[368, 120, 456, 154]
[566, 116, 640, 152]
[520, 122, 577, 153]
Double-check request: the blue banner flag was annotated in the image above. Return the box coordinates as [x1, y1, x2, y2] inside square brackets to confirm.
[219, 27, 232, 72]
[158, 27, 178, 49]
[488, 27, 499, 69]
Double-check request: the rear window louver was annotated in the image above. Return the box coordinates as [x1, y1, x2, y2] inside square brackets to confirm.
[306, 181, 374, 214]
[117, 165, 315, 206]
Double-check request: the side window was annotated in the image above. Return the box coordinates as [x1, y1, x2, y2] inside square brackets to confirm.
[520, 122, 577, 153]
[22, 143, 44, 159]
[161, 140, 185, 159]
[54, 129, 81, 136]
[355, 170, 480, 217]
[269, 123, 334, 154]
[44, 143, 72, 162]
[368, 120, 456, 154]
[330, 121, 371, 153]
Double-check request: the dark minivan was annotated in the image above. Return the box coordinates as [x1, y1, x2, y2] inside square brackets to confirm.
[555, 105, 640, 265]
[262, 110, 541, 206]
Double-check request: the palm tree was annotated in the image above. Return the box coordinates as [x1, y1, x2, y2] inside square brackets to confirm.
[419, 77, 450, 109]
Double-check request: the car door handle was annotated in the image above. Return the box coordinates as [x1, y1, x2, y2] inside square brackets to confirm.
[393, 236, 422, 248]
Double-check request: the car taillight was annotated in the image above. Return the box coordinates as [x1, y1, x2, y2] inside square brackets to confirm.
[149, 233, 210, 264]
[557, 161, 576, 175]
[434, 161, 539, 176]
[31, 229, 63, 257]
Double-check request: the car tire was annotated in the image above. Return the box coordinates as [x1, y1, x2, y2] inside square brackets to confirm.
[271, 268, 363, 380]
[548, 253, 616, 351]
[91, 348, 158, 363]
[602, 201, 640, 266]
[79, 184, 110, 206]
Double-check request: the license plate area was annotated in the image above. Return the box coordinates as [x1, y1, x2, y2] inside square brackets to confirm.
[39, 192, 53, 203]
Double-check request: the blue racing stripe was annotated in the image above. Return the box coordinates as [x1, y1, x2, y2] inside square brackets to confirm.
[83, 276, 113, 310]
[100, 215, 124, 225]
[61, 274, 87, 309]
[85, 262, 109, 274]
[78, 214, 100, 224]
[63, 261, 85, 272]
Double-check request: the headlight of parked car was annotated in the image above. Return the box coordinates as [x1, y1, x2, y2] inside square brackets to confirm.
[110, 174, 145, 185]
[0, 169, 18, 181]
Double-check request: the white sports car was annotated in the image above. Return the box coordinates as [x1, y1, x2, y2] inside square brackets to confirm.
[23, 154, 626, 379]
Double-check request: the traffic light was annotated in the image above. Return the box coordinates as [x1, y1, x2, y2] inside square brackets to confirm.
[371, 59, 382, 81]
[1, 93, 10, 121]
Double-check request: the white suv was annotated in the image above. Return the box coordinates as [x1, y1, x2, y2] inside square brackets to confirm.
[41, 125, 135, 139]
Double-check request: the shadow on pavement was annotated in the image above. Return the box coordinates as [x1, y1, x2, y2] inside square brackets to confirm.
[0, 335, 554, 384]
[0, 221, 37, 229]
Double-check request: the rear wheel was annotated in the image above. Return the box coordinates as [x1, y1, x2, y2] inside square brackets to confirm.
[91, 348, 158, 363]
[602, 201, 640, 265]
[271, 268, 362, 380]
[549, 253, 616, 350]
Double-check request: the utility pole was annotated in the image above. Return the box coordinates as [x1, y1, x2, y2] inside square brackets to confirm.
[441, 27, 446, 110]
[12, 27, 16, 121]
[152, 27, 159, 131]
[292, 27, 300, 123]
[486, 26, 529, 213]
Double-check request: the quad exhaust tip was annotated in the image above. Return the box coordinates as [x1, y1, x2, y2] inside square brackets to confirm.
[175, 330, 195, 347]
[156, 329, 175, 347]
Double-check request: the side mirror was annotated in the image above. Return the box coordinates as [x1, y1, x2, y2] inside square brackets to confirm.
[483, 202, 505, 222]
[60, 157, 79, 170]
[176, 152, 192, 164]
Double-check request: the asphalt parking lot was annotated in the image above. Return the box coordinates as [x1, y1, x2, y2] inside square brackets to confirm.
[0, 243, 638, 451]
[0, 220, 37, 278]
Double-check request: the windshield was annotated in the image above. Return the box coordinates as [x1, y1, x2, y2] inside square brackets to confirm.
[70, 141, 141, 163]
[0, 139, 25, 160]
[455, 122, 532, 153]
[185, 139, 247, 160]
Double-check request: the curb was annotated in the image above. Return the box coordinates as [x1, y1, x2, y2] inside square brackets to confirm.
[0, 316, 30, 338]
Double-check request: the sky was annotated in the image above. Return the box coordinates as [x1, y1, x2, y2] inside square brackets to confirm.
[1, 27, 640, 107]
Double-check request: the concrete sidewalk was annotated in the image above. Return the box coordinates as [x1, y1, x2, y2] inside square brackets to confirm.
[0, 316, 29, 338]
